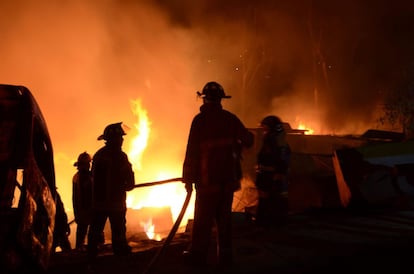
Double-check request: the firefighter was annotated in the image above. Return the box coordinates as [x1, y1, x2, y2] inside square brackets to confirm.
[254, 115, 291, 226]
[87, 122, 135, 260]
[182, 81, 254, 268]
[72, 151, 93, 251]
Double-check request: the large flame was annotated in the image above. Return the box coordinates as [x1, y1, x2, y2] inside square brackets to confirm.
[126, 99, 192, 240]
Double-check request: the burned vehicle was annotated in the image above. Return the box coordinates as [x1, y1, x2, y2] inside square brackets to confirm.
[0, 85, 56, 273]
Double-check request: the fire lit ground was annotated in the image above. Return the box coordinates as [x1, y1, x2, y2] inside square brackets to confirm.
[48, 203, 414, 274]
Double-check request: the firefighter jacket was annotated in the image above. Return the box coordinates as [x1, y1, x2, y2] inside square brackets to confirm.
[183, 102, 254, 192]
[91, 145, 135, 210]
[255, 130, 291, 191]
[72, 169, 92, 224]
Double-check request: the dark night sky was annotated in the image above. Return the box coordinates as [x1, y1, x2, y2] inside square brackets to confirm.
[151, 0, 414, 131]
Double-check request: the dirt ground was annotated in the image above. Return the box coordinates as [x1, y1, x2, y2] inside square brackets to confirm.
[46, 207, 414, 274]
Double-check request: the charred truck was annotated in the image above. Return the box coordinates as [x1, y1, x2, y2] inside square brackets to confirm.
[0, 85, 57, 273]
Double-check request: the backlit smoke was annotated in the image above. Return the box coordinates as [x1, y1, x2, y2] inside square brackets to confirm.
[0, 0, 412, 209]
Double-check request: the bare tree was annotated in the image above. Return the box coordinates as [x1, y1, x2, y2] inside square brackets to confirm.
[379, 76, 414, 138]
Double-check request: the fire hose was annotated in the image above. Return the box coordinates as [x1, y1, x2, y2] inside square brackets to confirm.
[139, 178, 192, 274]
[68, 178, 185, 225]
[132, 177, 183, 189]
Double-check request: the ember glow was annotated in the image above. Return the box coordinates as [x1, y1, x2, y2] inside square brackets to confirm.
[297, 122, 315, 135]
[126, 100, 194, 240]
[140, 218, 161, 241]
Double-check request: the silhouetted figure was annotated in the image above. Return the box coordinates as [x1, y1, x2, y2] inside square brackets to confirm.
[182, 81, 254, 268]
[255, 115, 291, 226]
[72, 151, 93, 251]
[87, 122, 135, 261]
[53, 192, 72, 253]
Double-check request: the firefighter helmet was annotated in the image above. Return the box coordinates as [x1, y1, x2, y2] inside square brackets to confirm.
[260, 115, 284, 133]
[197, 81, 231, 101]
[74, 151, 91, 167]
[97, 122, 126, 141]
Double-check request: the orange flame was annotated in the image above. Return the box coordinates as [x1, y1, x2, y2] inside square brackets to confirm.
[297, 122, 314, 135]
[125, 99, 193, 240]
[140, 218, 162, 241]
[128, 99, 150, 171]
